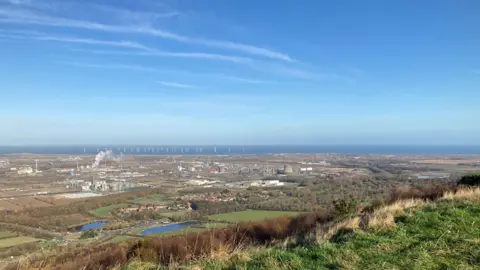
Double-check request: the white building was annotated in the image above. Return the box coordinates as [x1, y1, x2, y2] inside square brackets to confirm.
[263, 180, 285, 186]
[17, 166, 34, 175]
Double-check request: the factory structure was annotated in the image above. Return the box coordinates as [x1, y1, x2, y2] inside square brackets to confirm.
[9, 160, 43, 176]
[0, 159, 10, 168]
[66, 178, 136, 192]
[283, 164, 293, 174]
[63, 150, 142, 194]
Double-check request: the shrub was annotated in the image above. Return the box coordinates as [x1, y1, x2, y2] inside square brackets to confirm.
[80, 230, 98, 239]
[457, 174, 480, 186]
[387, 184, 455, 203]
[332, 197, 357, 221]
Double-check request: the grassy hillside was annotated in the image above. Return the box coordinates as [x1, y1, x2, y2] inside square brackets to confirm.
[182, 188, 480, 270]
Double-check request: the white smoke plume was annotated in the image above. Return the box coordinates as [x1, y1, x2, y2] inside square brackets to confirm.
[92, 150, 121, 168]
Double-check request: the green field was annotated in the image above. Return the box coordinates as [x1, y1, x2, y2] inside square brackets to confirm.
[208, 210, 299, 222]
[89, 204, 129, 217]
[0, 236, 40, 248]
[0, 231, 17, 240]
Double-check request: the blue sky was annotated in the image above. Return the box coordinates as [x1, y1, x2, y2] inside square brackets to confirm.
[0, 0, 479, 145]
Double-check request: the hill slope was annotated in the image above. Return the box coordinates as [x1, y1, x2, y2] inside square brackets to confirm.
[171, 188, 480, 270]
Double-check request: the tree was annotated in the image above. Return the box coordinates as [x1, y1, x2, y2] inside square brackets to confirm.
[80, 230, 97, 239]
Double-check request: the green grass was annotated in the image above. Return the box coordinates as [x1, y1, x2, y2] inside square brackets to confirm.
[0, 236, 40, 248]
[89, 204, 129, 217]
[208, 210, 299, 222]
[199, 201, 480, 269]
[0, 231, 17, 240]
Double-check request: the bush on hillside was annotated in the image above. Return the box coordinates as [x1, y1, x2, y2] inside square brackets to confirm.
[457, 174, 480, 186]
[332, 197, 357, 221]
[80, 230, 98, 239]
[387, 184, 455, 203]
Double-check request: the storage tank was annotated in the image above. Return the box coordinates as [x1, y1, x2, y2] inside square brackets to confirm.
[284, 164, 293, 174]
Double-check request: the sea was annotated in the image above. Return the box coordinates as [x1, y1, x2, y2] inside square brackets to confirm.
[0, 145, 479, 155]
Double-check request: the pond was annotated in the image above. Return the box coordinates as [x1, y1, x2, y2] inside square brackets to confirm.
[79, 221, 107, 231]
[140, 221, 199, 236]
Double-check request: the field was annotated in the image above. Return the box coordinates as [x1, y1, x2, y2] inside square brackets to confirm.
[89, 204, 129, 217]
[208, 210, 300, 222]
[0, 236, 40, 248]
[0, 231, 17, 240]
[0, 200, 22, 211]
[413, 159, 480, 165]
[129, 194, 167, 205]
[0, 198, 54, 211]
[159, 210, 188, 218]
[13, 198, 53, 208]
[59, 214, 93, 229]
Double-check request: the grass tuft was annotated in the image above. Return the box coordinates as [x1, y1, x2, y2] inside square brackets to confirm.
[442, 187, 480, 203]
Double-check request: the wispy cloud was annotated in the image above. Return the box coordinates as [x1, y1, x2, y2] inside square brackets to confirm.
[88, 3, 181, 23]
[6, 0, 30, 5]
[56, 61, 164, 74]
[0, 3, 293, 61]
[472, 69, 480, 75]
[220, 76, 275, 84]
[4, 0, 30, 5]
[55, 61, 272, 85]
[0, 31, 148, 50]
[0, 30, 253, 63]
[158, 81, 194, 89]
[69, 48, 252, 64]
[246, 60, 355, 82]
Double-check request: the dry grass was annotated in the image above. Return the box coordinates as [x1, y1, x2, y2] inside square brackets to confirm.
[317, 217, 360, 242]
[366, 210, 396, 232]
[441, 187, 480, 203]
[365, 199, 424, 232]
[387, 184, 455, 203]
[326, 187, 480, 235]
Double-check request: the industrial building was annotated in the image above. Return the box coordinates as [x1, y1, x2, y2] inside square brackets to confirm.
[283, 164, 293, 174]
[17, 166, 34, 175]
[66, 179, 136, 193]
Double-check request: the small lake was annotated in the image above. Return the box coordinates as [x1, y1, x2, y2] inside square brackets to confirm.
[79, 221, 107, 231]
[141, 221, 199, 236]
